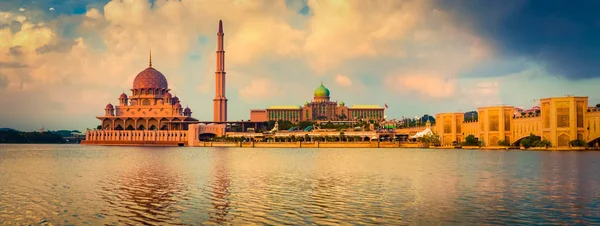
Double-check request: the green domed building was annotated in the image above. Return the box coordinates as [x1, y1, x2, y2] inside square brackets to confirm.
[249, 82, 385, 123]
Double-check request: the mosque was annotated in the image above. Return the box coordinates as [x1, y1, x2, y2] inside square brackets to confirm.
[249, 83, 385, 123]
[98, 52, 198, 131]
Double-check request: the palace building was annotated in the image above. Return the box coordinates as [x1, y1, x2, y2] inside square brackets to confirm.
[400, 96, 600, 148]
[249, 83, 385, 122]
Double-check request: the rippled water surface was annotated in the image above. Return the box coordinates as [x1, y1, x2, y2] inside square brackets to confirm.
[1, 144, 600, 225]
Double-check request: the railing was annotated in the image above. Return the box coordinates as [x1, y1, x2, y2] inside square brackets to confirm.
[85, 130, 188, 142]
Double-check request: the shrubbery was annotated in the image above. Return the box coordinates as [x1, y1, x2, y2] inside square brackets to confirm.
[520, 134, 551, 148]
[497, 140, 510, 146]
[569, 139, 587, 147]
[461, 135, 482, 146]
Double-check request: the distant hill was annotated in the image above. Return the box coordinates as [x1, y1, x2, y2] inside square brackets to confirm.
[0, 128, 18, 132]
[0, 131, 66, 144]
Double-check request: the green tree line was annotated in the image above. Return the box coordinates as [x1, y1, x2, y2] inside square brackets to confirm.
[0, 131, 66, 144]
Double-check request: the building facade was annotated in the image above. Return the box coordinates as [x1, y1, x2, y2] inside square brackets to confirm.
[416, 96, 600, 148]
[250, 83, 385, 122]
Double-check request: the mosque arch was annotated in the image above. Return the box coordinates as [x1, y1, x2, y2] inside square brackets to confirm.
[102, 118, 113, 130]
[158, 118, 169, 130]
[148, 118, 159, 130]
[114, 118, 124, 130]
[125, 118, 135, 130]
[171, 118, 182, 130]
[136, 118, 146, 129]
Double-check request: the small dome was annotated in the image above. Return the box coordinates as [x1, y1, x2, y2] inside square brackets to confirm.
[174, 103, 182, 109]
[133, 67, 168, 90]
[314, 83, 330, 97]
[164, 92, 172, 98]
[172, 96, 179, 103]
[304, 101, 309, 106]
[340, 101, 345, 106]
[119, 93, 128, 99]
[105, 103, 114, 109]
[184, 107, 191, 113]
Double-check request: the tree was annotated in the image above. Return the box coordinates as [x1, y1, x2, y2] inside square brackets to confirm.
[521, 112, 526, 116]
[535, 109, 541, 114]
[96, 125, 102, 130]
[417, 131, 441, 146]
[596, 103, 600, 109]
[462, 135, 480, 146]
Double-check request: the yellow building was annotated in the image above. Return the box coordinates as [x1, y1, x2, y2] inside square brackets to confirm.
[411, 96, 600, 148]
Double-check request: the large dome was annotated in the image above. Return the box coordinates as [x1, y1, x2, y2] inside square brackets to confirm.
[133, 67, 168, 90]
[314, 83, 330, 97]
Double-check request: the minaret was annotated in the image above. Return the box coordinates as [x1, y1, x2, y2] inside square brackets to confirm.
[213, 20, 228, 122]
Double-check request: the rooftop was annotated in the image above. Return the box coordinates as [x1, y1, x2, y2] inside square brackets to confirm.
[350, 105, 383, 109]
[268, 105, 302, 110]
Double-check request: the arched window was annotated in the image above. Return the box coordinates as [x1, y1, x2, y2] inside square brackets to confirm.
[142, 99, 150, 105]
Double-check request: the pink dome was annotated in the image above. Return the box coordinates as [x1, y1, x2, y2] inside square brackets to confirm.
[133, 67, 168, 90]
[105, 103, 114, 109]
[119, 93, 128, 99]
[174, 103, 182, 109]
[164, 92, 172, 98]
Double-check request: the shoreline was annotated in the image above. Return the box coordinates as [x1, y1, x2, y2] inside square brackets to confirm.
[78, 141, 599, 151]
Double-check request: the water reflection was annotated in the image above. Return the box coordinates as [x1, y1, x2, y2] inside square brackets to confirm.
[205, 149, 232, 224]
[99, 151, 190, 225]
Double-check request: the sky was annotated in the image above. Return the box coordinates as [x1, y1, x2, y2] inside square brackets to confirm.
[1, 0, 600, 132]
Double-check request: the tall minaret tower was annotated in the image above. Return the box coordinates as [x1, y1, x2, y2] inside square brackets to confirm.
[213, 20, 228, 122]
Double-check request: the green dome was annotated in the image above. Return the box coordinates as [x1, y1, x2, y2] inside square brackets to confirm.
[340, 101, 345, 106]
[304, 101, 309, 106]
[314, 83, 330, 97]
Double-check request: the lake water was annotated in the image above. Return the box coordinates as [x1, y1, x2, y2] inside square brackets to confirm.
[1, 144, 600, 225]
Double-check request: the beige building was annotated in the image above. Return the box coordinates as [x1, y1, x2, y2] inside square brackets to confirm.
[250, 83, 385, 123]
[417, 96, 600, 148]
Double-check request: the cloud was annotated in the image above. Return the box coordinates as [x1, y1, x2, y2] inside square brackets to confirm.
[0, 61, 27, 68]
[0, 74, 7, 89]
[385, 70, 456, 99]
[437, 0, 600, 80]
[238, 78, 281, 102]
[335, 74, 352, 87]
[19, 8, 25, 12]
[49, 7, 54, 11]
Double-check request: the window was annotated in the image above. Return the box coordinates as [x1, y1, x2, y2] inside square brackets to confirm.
[542, 103, 550, 128]
[489, 112, 499, 131]
[557, 106, 570, 128]
[577, 102, 584, 128]
[444, 116, 452, 133]
[504, 110, 511, 131]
